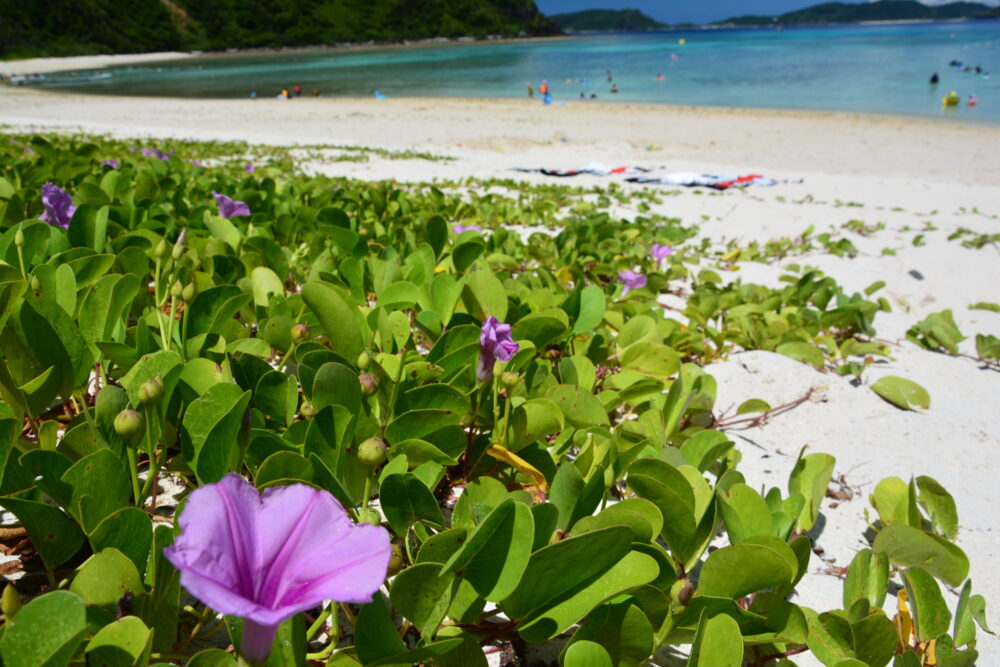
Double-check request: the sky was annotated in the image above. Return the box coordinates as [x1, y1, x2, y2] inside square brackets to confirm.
[533, 0, 998, 25]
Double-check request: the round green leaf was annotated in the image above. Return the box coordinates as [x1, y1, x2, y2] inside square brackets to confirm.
[0, 591, 87, 667]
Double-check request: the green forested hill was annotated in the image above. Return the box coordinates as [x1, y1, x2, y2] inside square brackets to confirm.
[0, 0, 559, 59]
[719, 0, 999, 25]
[549, 8, 667, 32]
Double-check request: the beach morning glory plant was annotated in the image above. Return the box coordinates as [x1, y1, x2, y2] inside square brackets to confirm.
[164, 474, 391, 663]
[477, 316, 519, 382]
[39, 182, 76, 228]
[213, 190, 252, 218]
[619, 269, 647, 297]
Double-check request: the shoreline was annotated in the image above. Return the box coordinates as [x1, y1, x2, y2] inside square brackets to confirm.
[0, 34, 572, 77]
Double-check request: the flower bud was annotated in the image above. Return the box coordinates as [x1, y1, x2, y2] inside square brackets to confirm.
[170, 280, 183, 298]
[300, 401, 317, 419]
[155, 239, 168, 259]
[2, 584, 21, 621]
[171, 231, 187, 260]
[357, 508, 381, 526]
[670, 579, 694, 607]
[30, 275, 40, 292]
[387, 542, 405, 577]
[138, 376, 164, 406]
[359, 373, 378, 398]
[357, 350, 371, 371]
[114, 409, 144, 440]
[14, 227, 25, 249]
[290, 324, 310, 345]
[357, 437, 387, 467]
[501, 371, 520, 390]
[181, 282, 197, 303]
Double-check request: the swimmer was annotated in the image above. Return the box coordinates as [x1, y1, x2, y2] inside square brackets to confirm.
[968, 94, 978, 107]
[610, 83, 619, 94]
[930, 72, 939, 84]
[655, 74, 665, 81]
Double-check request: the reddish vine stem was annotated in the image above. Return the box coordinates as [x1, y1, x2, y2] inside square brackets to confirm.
[714, 387, 814, 430]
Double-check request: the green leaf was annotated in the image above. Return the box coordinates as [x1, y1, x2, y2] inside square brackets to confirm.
[441, 499, 533, 600]
[509, 398, 564, 451]
[689, 612, 744, 667]
[565, 601, 653, 667]
[85, 616, 153, 667]
[915, 475, 958, 539]
[432, 627, 488, 667]
[379, 472, 444, 537]
[736, 398, 771, 415]
[513, 309, 570, 348]
[571, 285, 606, 335]
[0, 496, 85, 570]
[60, 448, 130, 532]
[355, 595, 406, 665]
[500, 526, 658, 642]
[872, 523, 969, 587]
[89, 507, 153, 576]
[388, 562, 455, 632]
[719, 483, 774, 544]
[696, 535, 798, 599]
[301, 281, 365, 365]
[185, 650, 237, 667]
[0, 591, 87, 667]
[969, 301, 1000, 313]
[561, 641, 613, 667]
[572, 498, 663, 544]
[254, 370, 298, 427]
[463, 269, 507, 321]
[377, 280, 419, 310]
[181, 382, 252, 484]
[69, 548, 145, 605]
[871, 376, 930, 411]
[788, 449, 835, 532]
[870, 477, 921, 529]
[953, 580, 977, 647]
[620, 342, 680, 380]
[250, 266, 285, 309]
[66, 204, 109, 252]
[776, 341, 825, 369]
[843, 549, 889, 611]
[902, 567, 952, 641]
[969, 594, 994, 636]
[550, 384, 609, 428]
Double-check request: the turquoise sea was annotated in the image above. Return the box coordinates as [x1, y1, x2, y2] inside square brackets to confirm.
[27, 21, 1000, 123]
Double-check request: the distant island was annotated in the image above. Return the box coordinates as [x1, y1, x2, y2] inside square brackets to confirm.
[718, 0, 1000, 26]
[0, 0, 560, 60]
[549, 8, 667, 32]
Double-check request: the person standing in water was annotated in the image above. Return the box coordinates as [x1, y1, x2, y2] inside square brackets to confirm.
[294, 84, 302, 97]
[527, 82, 533, 98]
[930, 73, 939, 84]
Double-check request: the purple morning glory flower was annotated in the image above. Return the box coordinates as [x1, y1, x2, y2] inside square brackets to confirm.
[39, 183, 77, 229]
[141, 147, 173, 161]
[651, 244, 672, 268]
[101, 159, 119, 169]
[477, 316, 519, 383]
[454, 223, 483, 235]
[246, 163, 255, 173]
[213, 191, 252, 218]
[164, 474, 390, 663]
[191, 159, 203, 167]
[619, 270, 647, 297]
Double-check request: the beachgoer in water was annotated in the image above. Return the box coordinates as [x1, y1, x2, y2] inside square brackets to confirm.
[281, 88, 290, 99]
[294, 85, 302, 97]
[539, 80, 548, 96]
[312, 88, 319, 97]
[607, 70, 612, 82]
[968, 94, 978, 107]
[527, 83, 533, 98]
[610, 84, 619, 94]
[655, 74, 665, 81]
[590, 93, 597, 99]
[930, 73, 939, 84]
[250, 91, 257, 99]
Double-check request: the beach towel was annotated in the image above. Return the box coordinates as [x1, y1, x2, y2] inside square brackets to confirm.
[512, 163, 651, 177]
[626, 173, 803, 190]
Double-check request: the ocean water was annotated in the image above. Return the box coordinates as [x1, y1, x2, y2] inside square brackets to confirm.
[25, 21, 1000, 123]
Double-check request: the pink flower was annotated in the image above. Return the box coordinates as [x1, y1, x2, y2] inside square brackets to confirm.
[213, 191, 252, 218]
[454, 223, 483, 234]
[651, 243, 672, 268]
[477, 316, 519, 382]
[619, 270, 647, 297]
[39, 183, 77, 229]
[246, 163, 255, 173]
[101, 159, 119, 169]
[164, 475, 390, 662]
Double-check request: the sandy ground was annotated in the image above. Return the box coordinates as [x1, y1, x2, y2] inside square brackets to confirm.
[2, 66, 999, 664]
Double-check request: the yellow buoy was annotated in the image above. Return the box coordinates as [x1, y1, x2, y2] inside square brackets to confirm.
[943, 91, 960, 106]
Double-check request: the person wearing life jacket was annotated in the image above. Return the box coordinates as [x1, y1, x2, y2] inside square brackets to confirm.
[942, 91, 959, 106]
[539, 80, 548, 96]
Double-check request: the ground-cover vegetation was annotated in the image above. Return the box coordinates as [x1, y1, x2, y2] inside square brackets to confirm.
[0, 132, 990, 666]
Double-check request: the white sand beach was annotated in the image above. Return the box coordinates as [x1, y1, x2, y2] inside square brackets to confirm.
[2, 53, 999, 663]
